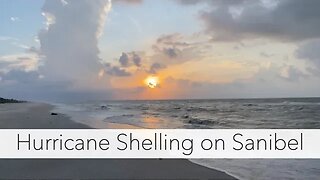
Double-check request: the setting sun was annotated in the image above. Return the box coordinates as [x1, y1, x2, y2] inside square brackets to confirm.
[145, 76, 159, 89]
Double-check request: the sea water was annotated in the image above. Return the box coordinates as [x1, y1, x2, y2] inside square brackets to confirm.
[53, 98, 320, 180]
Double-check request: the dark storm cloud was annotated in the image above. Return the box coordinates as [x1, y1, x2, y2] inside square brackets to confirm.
[176, 0, 320, 41]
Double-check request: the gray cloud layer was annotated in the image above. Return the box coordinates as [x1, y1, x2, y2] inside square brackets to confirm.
[176, 0, 320, 41]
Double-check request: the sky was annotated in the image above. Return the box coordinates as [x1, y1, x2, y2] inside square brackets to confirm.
[0, 0, 320, 102]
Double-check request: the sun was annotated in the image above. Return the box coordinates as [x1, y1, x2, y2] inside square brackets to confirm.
[145, 76, 159, 89]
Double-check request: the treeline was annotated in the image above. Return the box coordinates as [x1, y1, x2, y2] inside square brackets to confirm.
[0, 97, 25, 104]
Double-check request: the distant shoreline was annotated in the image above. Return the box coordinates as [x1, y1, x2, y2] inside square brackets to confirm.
[0, 97, 25, 104]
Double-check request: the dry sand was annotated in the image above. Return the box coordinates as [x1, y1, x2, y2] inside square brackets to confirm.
[0, 102, 236, 179]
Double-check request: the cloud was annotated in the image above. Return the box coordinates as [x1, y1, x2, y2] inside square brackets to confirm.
[165, 76, 201, 88]
[296, 40, 320, 66]
[163, 48, 180, 58]
[104, 63, 131, 76]
[113, 0, 143, 4]
[0, 36, 18, 41]
[148, 62, 166, 74]
[119, 52, 129, 67]
[118, 52, 141, 67]
[175, 0, 246, 6]
[0, 36, 30, 51]
[60, 0, 68, 6]
[260, 52, 274, 58]
[108, 33, 207, 78]
[158, 63, 317, 99]
[0, 54, 40, 73]
[174, 0, 202, 5]
[295, 39, 320, 74]
[38, 0, 112, 84]
[104, 51, 143, 77]
[107, 66, 131, 76]
[177, 0, 320, 41]
[108, 33, 207, 79]
[1, 0, 113, 102]
[152, 33, 205, 64]
[0, 70, 40, 83]
[132, 52, 141, 66]
[10, 17, 20, 22]
[278, 65, 307, 82]
[156, 33, 189, 47]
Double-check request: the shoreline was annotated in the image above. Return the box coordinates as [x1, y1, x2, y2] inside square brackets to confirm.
[0, 102, 236, 179]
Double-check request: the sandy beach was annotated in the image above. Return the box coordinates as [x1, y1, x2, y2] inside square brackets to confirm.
[0, 102, 236, 179]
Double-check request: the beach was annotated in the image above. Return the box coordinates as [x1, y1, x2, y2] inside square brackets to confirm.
[0, 102, 235, 179]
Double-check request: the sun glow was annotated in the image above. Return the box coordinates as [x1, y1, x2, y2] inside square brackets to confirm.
[145, 76, 159, 89]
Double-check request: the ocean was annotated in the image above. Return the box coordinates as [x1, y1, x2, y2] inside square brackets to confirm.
[53, 98, 320, 180]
